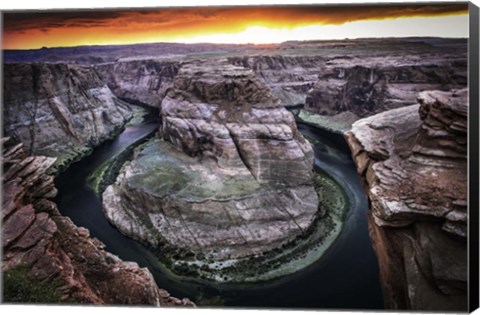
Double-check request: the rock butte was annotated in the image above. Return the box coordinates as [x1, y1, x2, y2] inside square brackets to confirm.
[103, 61, 318, 262]
[345, 89, 468, 310]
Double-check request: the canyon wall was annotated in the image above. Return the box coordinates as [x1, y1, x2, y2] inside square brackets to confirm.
[228, 40, 467, 114]
[227, 55, 324, 106]
[94, 59, 181, 107]
[25, 39, 463, 133]
[304, 62, 467, 117]
[3, 63, 132, 172]
[344, 89, 468, 310]
[1, 138, 193, 306]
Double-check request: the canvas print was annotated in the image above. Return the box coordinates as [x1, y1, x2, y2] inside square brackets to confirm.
[1, 1, 477, 312]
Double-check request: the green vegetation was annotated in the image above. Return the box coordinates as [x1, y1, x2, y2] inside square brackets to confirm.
[87, 160, 112, 195]
[87, 131, 156, 196]
[126, 106, 150, 126]
[2, 265, 70, 304]
[194, 293, 225, 307]
[128, 139, 263, 201]
[40, 145, 93, 175]
[314, 168, 349, 221]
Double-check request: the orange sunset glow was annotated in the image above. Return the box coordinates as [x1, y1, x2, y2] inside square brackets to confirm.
[2, 4, 469, 50]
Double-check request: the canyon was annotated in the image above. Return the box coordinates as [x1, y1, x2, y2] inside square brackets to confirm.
[2, 38, 470, 310]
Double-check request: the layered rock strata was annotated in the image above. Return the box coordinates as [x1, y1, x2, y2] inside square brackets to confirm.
[1, 138, 193, 306]
[3, 63, 132, 171]
[227, 39, 466, 115]
[344, 89, 468, 310]
[95, 59, 181, 107]
[301, 59, 467, 132]
[103, 62, 318, 264]
[228, 55, 324, 107]
[305, 63, 467, 117]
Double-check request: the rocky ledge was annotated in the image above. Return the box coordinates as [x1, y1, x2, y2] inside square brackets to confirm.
[344, 89, 468, 310]
[3, 63, 132, 172]
[102, 61, 326, 280]
[1, 138, 193, 306]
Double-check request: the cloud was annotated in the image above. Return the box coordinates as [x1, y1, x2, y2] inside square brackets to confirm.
[3, 4, 468, 32]
[2, 4, 468, 49]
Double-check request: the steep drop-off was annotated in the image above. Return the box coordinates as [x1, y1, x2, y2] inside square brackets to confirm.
[3, 63, 132, 172]
[1, 138, 193, 306]
[344, 89, 468, 310]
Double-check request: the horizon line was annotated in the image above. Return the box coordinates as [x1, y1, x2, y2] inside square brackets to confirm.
[2, 36, 469, 51]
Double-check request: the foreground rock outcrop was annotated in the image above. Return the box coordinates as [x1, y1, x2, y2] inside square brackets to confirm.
[1, 138, 193, 306]
[103, 61, 319, 273]
[344, 89, 468, 310]
[3, 63, 132, 171]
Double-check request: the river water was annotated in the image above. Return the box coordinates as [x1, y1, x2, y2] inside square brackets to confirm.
[54, 112, 384, 310]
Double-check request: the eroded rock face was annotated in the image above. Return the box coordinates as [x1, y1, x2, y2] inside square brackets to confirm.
[305, 62, 467, 118]
[95, 59, 181, 107]
[228, 55, 324, 106]
[103, 61, 318, 262]
[344, 89, 468, 310]
[1, 138, 193, 306]
[227, 39, 467, 117]
[3, 63, 132, 171]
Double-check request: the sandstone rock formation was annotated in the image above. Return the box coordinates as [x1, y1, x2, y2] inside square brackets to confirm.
[95, 59, 181, 107]
[305, 63, 467, 118]
[1, 138, 193, 306]
[103, 61, 318, 266]
[344, 89, 468, 310]
[228, 55, 324, 107]
[3, 63, 132, 171]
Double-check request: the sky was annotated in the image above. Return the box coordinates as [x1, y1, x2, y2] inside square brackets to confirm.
[1, 2, 469, 49]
